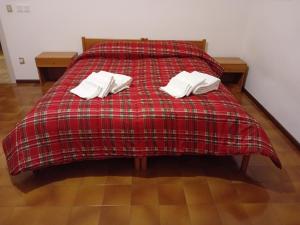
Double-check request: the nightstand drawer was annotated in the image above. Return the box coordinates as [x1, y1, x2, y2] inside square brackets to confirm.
[35, 57, 74, 67]
[221, 64, 248, 73]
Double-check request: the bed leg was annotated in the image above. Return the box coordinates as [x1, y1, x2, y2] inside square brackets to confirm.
[134, 158, 141, 171]
[134, 157, 147, 171]
[141, 157, 147, 171]
[240, 155, 250, 173]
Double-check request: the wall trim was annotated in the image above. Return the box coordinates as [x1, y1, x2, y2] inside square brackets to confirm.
[244, 88, 300, 149]
[16, 79, 39, 83]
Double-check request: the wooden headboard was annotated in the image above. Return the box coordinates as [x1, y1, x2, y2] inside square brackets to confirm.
[81, 37, 206, 52]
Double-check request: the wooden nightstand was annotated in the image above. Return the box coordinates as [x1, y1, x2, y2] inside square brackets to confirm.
[35, 52, 78, 84]
[214, 57, 248, 92]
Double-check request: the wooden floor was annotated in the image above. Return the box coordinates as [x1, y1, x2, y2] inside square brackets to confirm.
[0, 83, 300, 225]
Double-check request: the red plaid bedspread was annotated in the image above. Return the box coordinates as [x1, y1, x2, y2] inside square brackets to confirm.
[2, 41, 281, 175]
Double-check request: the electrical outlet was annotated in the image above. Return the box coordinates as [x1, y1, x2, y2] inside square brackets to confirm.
[18, 57, 25, 64]
[6, 4, 13, 13]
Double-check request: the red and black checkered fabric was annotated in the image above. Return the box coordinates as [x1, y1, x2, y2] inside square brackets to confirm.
[2, 41, 281, 175]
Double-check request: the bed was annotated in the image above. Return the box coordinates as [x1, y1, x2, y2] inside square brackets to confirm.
[2, 37, 281, 175]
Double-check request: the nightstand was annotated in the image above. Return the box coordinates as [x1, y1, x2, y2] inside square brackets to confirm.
[214, 57, 248, 92]
[35, 52, 78, 84]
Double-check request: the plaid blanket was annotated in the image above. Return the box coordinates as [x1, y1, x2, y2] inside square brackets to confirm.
[2, 41, 281, 175]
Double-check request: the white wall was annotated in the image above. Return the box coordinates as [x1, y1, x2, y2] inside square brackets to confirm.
[0, 0, 247, 80]
[242, 0, 300, 141]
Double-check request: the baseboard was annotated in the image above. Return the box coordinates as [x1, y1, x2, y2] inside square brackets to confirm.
[16, 79, 40, 83]
[244, 88, 300, 148]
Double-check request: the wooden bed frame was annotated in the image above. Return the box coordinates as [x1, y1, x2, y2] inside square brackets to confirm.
[80, 36, 250, 173]
[134, 155, 251, 173]
[81, 36, 207, 52]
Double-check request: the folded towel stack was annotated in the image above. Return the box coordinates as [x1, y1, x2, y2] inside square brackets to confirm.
[192, 73, 220, 95]
[160, 75, 192, 98]
[70, 79, 102, 100]
[110, 73, 133, 94]
[70, 71, 132, 99]
[85, 72, 114, 98]
[160, 71, 220, 98]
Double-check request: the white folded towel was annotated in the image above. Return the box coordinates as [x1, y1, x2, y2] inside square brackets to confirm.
[160, 77, 192, 98]
[85, 72, 114, 98]
[70, 71, 133, 99]
[159, 71, 220, 98]
[70, 80, 102, 99]
[192, 72, 220, 95]
[111, 73, 133, 94]
[175, 71, 206, 96]
[96, 71, 133, 94]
